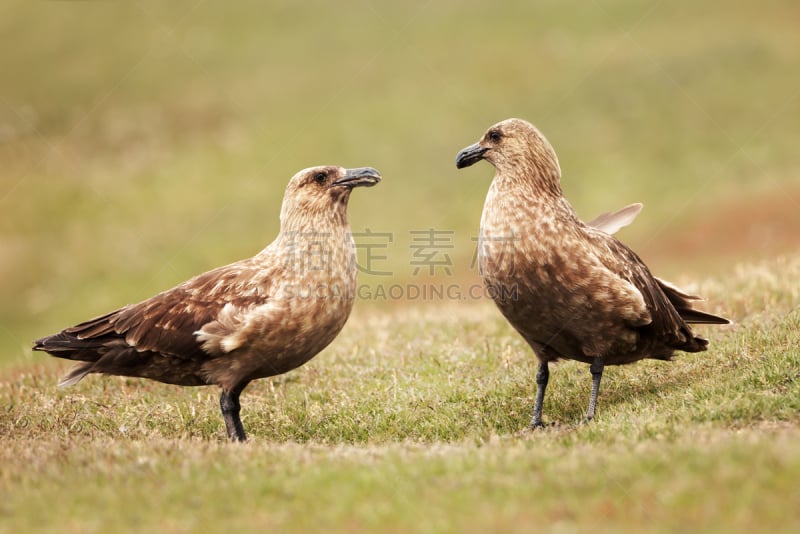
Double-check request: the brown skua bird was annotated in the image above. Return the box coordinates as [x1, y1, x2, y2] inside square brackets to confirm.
[456, 118, 729, 427]
[34, 165, 381, 441]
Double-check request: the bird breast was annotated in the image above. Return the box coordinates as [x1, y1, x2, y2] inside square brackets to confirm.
[259, 230, 357, 347]
[196, 231, 357, 379]
[477, 183, 556, 284]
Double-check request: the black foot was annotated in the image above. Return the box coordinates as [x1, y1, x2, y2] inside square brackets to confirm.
[531, 420, 557, 430]
[229, 428, 247, 442]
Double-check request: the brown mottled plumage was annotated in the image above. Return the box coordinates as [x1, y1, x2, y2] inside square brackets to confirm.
[33, 165, 381, 441]
[456, 118, 729, 427]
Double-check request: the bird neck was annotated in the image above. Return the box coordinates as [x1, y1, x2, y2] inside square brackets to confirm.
[256, 217, 355, 276]
[274, 212, 352, 247]
[484, 167, 580, 232]
[493, 165, 565, 203]
[278, 203, 350, 236]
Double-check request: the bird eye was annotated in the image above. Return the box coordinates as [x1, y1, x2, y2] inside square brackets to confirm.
[314, 172, 327, 183]
[488, 130, 502, 142]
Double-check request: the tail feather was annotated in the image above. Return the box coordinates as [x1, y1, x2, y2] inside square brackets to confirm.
[58, 362, 94, 387]
[654, 276, 702, 301]
[34, 333, 102, 357]
[679, 309, 731, 325]
[35, 329, 105, 386]
[33, 329, 117, 366]
[33, 309, 122, 353]
[655, 278, 731, 326]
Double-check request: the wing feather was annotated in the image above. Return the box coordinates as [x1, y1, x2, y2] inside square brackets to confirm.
[587, 203, 643, 235]
[589, 230, 701, 350]
[42, 260, 276, 362]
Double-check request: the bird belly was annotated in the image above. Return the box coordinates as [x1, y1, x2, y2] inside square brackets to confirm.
[92, 349, 211, 387]
[481, 248, 640, 363]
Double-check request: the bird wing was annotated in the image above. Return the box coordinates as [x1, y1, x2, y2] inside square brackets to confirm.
[586, 202, 643, 235]
[54, 261, 276, 361]
[110, 287, 221, 360]
[587, 204, 727, 325]
[588, 229, 697, 347]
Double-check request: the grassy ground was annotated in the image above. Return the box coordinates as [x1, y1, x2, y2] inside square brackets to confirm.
[2, 0, 799, 532]
[2, 257, 799, 532]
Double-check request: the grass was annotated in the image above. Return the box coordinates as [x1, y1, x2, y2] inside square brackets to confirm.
[2, 257, 799, 532]
[2, 0, 800, 531]
[3, 427, 800, 532]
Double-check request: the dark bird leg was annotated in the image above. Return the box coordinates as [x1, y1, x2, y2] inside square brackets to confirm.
[585, 356, 605, 422]
[530, 361, 549, 429]
[220, 384, 248, 442]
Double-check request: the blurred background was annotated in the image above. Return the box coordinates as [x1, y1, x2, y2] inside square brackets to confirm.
[1, 0, 798, 367]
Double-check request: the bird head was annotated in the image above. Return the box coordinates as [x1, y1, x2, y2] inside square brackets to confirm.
[280, 166, 381, 230]
[456, 118, 562, 192]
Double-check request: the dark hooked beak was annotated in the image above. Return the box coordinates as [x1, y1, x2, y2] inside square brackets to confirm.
[333, 167, 382, 188]
[455, 143, 489, 169]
